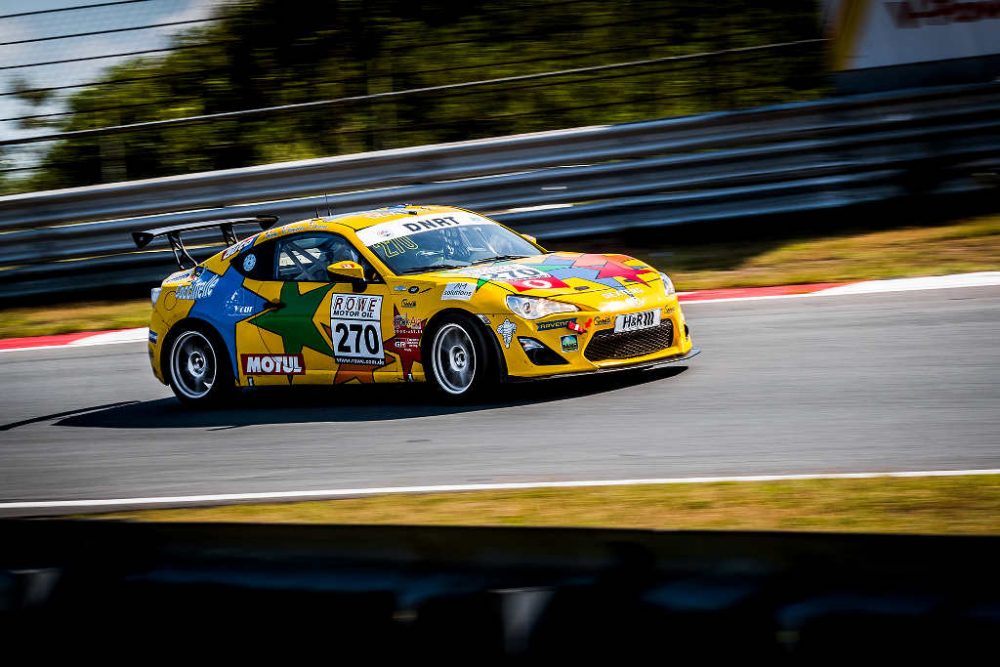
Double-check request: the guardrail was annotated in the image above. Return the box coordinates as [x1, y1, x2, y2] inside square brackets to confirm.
[1, 81, 998, 299]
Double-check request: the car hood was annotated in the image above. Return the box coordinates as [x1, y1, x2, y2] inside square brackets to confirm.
[430, 252, 663, 305]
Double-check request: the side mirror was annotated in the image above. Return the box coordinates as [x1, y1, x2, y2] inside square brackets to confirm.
[327, 260, 365, 283]
[521, 233, 538, 245]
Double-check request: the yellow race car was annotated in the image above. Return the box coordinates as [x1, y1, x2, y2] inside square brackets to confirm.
[134, 205, 698, 404]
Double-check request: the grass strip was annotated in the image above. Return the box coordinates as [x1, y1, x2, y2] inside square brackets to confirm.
[625, 215, 1000, 290]
[97, 474, 1000, 535]
[0, 299, 151, 339]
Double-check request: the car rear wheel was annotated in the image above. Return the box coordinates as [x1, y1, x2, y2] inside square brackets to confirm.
[168, 328, 233, 406]
[427, 316, 495, 399]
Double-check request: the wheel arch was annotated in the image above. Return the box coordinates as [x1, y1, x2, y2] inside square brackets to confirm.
[423, 308, 508, 383]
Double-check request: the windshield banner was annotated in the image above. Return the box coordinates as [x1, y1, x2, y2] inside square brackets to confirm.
[357, 211, 492, 246]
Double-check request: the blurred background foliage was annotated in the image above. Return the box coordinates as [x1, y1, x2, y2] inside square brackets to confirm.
[4, 0, 826, 193]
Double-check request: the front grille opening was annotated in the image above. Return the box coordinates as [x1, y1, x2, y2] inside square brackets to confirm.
[584, 320, 674, 362]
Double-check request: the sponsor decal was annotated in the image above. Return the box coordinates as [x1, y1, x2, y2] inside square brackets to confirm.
[507, 276, 570, 292]
[389, 307, 426, 381]
[446, 265, 572, 293]
[224, 289, 257, 316]
[602, 286, 643, 298]
[242, 253, 257, 272]
[393, 311, 423, 333]
[330, 294, 385, 365]
[361, 209, 402, 219]
[261, 220, 329, 241]
[408, 285, 420, 294]
[242, 354, 305, 375]
[401, 298, 417, 308]
[442, 282, 475, 301]
[560, 335, 578, 352]
[394, 285, 408, 292]
[594, 315, 612, 326]
[614, 308, 661, 333]
[164, 268, 194, 283]
[175, 270, 221, 300]
[497, 318, 517, 348]
[357, 211, 492, 245]
[536, 317, 576, 331]
[567, 318, 591, 334]
[601, 291, 642, 310]
[148, 330, 159, 344]
[452, 264, 551, 282]
[222, 235, 257, 259]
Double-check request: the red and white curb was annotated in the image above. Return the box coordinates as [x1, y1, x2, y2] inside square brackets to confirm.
[1, 271, 998, 353]
[0, 327, 149, 353]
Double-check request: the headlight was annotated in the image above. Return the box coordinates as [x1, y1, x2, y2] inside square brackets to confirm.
[659, 272, 675, 295]
[505, 295, 578, 320]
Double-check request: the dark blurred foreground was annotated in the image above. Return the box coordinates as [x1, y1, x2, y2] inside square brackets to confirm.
[1, 520, 998, 662]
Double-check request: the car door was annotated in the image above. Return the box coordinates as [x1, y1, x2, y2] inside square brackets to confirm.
[237, 231, 392, 385]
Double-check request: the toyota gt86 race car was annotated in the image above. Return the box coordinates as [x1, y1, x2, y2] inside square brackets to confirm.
[135, 205, 698, 404]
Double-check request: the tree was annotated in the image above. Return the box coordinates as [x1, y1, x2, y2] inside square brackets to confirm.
[9, 0, 826, 193]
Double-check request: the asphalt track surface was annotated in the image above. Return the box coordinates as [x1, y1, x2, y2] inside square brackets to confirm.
[1, 286, 998, 510]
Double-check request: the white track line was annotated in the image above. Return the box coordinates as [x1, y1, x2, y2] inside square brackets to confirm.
[817, 271, 1000, 295]
[683, 271, 1000, 305]
[3, 468, 998, 511]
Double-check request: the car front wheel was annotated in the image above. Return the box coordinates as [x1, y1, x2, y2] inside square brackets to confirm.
[427, 316, 495, 399]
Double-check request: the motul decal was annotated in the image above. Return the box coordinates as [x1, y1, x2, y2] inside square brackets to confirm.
[241, 354, 305, 375]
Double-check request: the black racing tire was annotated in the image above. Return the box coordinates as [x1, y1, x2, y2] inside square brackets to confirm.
[424, 313, 498, 401]
[165, 323, 235, 407]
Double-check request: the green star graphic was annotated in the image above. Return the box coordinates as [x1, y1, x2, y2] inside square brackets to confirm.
[250, 282, 333, 355]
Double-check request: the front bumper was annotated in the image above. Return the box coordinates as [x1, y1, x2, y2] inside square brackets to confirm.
[506, 347, 700, 382]
[498, 296, 694, 380]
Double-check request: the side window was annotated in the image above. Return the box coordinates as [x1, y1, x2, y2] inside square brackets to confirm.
[273, 233, 379, 282]
[233, 239, 275, 280]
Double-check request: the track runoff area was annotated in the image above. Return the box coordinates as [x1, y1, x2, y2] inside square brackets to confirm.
[0, 270, 997, 514]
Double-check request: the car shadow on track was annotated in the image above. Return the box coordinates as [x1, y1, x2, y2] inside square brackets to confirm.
[42, 366, 689, 430]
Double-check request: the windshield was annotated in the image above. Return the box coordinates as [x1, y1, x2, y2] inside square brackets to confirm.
[357, 212, 541, 275]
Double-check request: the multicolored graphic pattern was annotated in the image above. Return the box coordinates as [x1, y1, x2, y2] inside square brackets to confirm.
[146, 205, 692, 390]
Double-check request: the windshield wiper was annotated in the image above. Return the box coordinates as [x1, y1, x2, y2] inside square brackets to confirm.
[469, 254, 534, 266]
[399, 262, 468, 275]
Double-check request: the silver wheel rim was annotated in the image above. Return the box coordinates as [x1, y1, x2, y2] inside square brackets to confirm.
[170, 331, 217, 400]
[431, 323, 477, 395]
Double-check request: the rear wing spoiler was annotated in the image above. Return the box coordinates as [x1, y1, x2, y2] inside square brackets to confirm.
[131, 215, 278, 269]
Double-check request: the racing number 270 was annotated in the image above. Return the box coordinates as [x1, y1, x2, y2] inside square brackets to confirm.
[334, 323, 380, 355]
